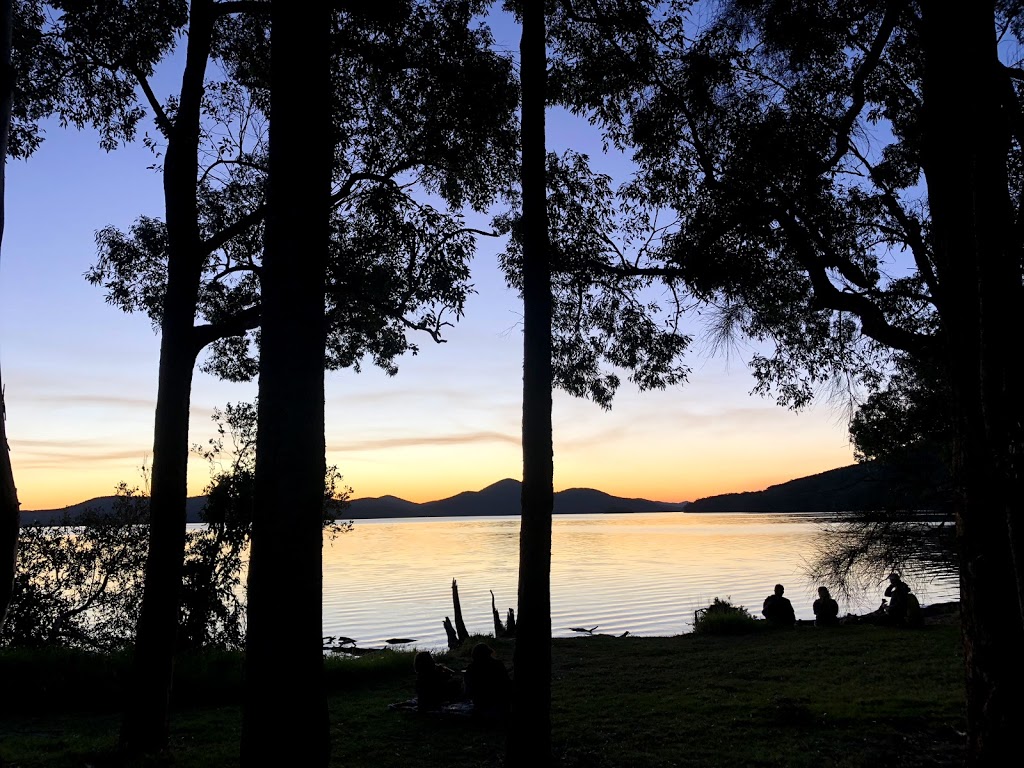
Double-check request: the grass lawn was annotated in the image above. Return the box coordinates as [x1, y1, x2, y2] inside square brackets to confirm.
[0, 619, 966, 767]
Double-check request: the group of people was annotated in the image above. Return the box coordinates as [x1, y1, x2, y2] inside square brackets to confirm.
[413, 642, 512, 718]
[761, 573, 922, 628]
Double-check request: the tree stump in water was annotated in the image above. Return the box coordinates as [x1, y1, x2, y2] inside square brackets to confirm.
[452, 579, 470, 645]
[491, 590, 516, 637]
[443, 616, 460, 649]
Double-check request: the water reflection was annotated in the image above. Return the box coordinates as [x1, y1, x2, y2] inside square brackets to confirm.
[320, 512, 959, 651]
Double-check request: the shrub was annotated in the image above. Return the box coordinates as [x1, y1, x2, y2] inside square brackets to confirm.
[692, 596, 759, 635]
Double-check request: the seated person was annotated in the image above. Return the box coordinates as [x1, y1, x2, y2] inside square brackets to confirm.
[762, 583, 796, 628]
[884, 573, 912, 625]
[413, 651, 462, 711]
[812, 586, 839, 626]
[463, 642, 511, 718]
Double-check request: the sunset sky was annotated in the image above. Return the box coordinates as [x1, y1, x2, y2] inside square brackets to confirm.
[0, 12, 858, 513]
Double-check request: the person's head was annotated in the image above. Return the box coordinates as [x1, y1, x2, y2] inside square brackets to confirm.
[818, 586, 831, 599]
[889, 572, 902, 584]
[414, 651, 434, 675]
[774, 584, 785, 596]
[471, 642, 495, 663]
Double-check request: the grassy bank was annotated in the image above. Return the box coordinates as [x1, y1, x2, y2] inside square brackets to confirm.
[0, 621, 965, 767]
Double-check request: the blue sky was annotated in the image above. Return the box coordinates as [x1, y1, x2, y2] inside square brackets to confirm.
[0, 7, 857, 511]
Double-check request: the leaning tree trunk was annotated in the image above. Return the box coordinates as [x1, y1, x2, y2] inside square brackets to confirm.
[119, 1, 214, 755]
[240, 1, 331, 764]
[508, 2, 553, 765]
[0, 0, 19, 629]
[921, 3, 1024, 765]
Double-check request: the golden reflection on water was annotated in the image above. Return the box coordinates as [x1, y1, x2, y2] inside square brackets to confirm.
[321, 512, 958, 651]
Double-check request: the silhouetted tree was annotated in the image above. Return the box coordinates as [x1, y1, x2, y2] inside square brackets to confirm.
[0, 0, 19, 629]
[509, 1, 553, 765]
[181, 402, 350, 652]
[239, 1, 331, 761]
[69, 0, 516, 754]
[549, 1, 1024, 761]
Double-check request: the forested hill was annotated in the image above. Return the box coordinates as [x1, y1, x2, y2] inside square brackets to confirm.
[20, 460, 944, 525]
[18, 478, 688, 526]
[686, 459, 946, 513]
[346, 478, 689, 518]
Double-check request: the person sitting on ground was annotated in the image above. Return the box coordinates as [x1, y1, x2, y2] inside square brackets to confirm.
[463, 642, 511, 718]
[762, 583, 796, 628]
[812, 586, 840, 627]
[413, 650, 462, 712]
[884, 572, 912, 626]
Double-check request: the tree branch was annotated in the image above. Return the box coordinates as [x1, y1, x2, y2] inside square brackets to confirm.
[821, 0, 899, 171]
[192, 305, 261, 353]
[128, 66, 173, 137]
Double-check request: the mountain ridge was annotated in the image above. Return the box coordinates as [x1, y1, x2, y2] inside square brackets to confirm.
[20, 460, 923, 525]
[18, 477, 688, 525]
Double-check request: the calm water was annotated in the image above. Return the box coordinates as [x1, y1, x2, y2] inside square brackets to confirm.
[320, 512, 959, 651]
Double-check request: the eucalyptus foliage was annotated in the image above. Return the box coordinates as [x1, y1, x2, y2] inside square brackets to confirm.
[548, 0, 942, 410]
[85, 0, 520, 378]
[496, 150, 692, 408]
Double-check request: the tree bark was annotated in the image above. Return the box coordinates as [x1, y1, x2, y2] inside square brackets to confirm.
[119, 0, 213, 755]
[920, 3, 1024, 765]
[240, 1, 331, 764]
[0, 0, 18, 629]
[508, 2, 553, 765]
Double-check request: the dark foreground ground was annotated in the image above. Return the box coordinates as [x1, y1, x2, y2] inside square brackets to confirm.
[0, 612, 965, 768]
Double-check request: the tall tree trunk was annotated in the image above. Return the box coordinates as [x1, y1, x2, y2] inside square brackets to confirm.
[240, 1, 331, 764]
[119, 0, 214, 755]
[921, 3, 1024, 765]
[0, 0, 19, 629]
[508, 2, 553, 765]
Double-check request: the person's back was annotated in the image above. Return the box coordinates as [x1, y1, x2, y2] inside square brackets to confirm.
[762, 583, 796, 627]
[812, 586, 839, 627]
[464, 643, 511, 718]
[905, 592, 923, 628]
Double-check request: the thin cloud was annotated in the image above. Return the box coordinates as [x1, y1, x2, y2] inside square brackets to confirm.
[30, 394, 156, 409]
[328, 430, 519, 452]
[11, 448, 151, 469]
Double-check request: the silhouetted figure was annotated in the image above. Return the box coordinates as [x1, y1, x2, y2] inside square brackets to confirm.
[463, 642, 511, 719]
[883, 573, 911, 625]
[812, 586, 839, 627]
[414, 651, 462, 712]
[762, 583, 796, 627]
[884, 573, 924, 627]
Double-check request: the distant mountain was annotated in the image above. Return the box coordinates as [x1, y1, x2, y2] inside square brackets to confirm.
[20, 495, 208, 527]
[22, 459, 937, 526]
[349, 478, 689, 519]
[686, 458, 947, 513]
[19, 478, 687, 526]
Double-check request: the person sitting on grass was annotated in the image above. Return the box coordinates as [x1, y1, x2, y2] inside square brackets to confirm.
[463, 642, 511, 719]
[884, 573, 924, 628]
[762, 583, 796, 628]
[414, 650, 462, 712]
[884, 573, 911, 625]
[812, 586, 840, 627]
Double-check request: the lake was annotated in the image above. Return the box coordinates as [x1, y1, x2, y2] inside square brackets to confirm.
[320, 512, 959, 651]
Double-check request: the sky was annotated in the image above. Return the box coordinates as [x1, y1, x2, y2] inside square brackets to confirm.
[0, 10, 858, 513]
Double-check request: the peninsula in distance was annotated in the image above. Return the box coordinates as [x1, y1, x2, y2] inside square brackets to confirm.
[19, 461, 914, 526]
